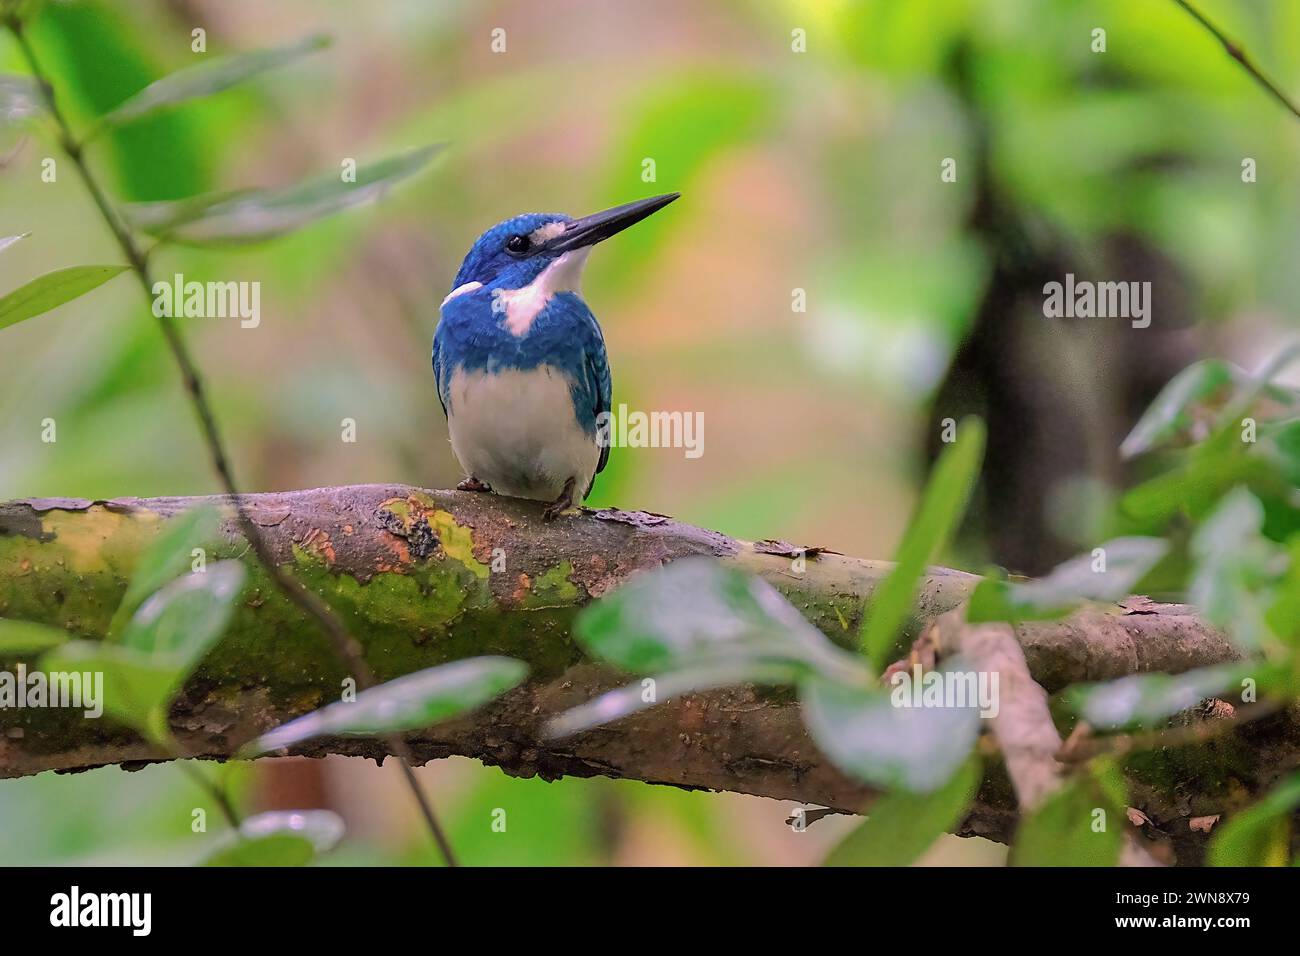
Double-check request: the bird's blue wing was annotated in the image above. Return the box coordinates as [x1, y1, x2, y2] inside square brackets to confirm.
[588, 331, 612, 481]
[552, 296, 612, 499]
[431, 332, 447, 418]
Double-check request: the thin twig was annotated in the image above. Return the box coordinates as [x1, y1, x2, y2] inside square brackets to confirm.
[6, 18, 457, 866]
[1171, 0, 1300, 120]
[178, 761, 241, 831]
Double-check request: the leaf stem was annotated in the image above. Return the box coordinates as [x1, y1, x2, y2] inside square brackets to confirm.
[6, 19, 457, 867]
[178, 761, 242, 831]
[1170, 0, 1300, 121]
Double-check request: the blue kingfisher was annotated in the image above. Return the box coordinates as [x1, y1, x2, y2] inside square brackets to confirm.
[432, 193, 679, 519]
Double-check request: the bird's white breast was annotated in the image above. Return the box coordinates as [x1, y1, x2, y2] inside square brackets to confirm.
[446, 365, 598, 502]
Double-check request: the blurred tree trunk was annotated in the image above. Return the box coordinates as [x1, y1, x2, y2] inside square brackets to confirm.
[930, 39, 1202, 575]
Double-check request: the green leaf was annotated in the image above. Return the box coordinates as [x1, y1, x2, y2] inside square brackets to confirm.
[122, 144, 445, 246]
[239, 809, 344, 853]
[0, 618, 70, 654]
[1120, 358, 1236, 459]
[0, 265, 129, 332]
[40, 562, 245, 740]
[1190, 488, 1286, 650]
[1207, 773, 1300, 866]
[544, 660, 794, 738]
[799, 671, 982, 793]
[1117, 449, 1268, 529]
[1267, 419, 1300, 489]
[823, 755, 982, 867]
[572, 558, 864, 682]
[0, 233, 30, 254]
[33, 0, 212, 202]
[1267, 535, 1300, 646]
[967, 537, 1168, 623]
[1010, 761, 1126, 866]
[119, 561, 245, 667]
[1214, 342, 1300, 436]
[247, 656, 528, 753]
[0, 74, 42, 125]
[40, 641, 178, 742]
[203, 833, 316, 867]
[109, 506, 222, 638]
[1069, 662, 1258, 730]
[91, 34, 330, 136]
[860, 416, 985, 670]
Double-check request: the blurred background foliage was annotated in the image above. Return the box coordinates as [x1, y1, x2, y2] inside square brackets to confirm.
[0, 0, 1297, 865]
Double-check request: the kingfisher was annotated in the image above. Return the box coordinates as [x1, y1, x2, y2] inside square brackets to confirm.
[432, 193, 679, 519]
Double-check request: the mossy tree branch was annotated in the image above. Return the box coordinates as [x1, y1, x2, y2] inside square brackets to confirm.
[0, 484, 1282, 864]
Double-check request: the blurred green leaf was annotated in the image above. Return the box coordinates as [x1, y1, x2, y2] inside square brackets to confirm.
[0, 265, 129, 332]
[1267, 419, 1300, 489]
[91, 34, 330, 137]
[967, 537, 1168, 623]
[1215, 342, 1300, 434]
[203, 833, 316, 867]
[572, 558, 863, 681]
[109, 506, 222, 638]
[119, 561, 245, 664]
[28, 0, 213, 201]
[0, 233, 30, 254]
[1121, 359, 1235, 459]
[1116, 445, 1278, 531]
[0, 74, 41, 125]
[39, 562, 245, 741]
[0, 618, 69, 654]
[248, 656, 528, 753]
[799, 671, 982, 793]
[239, 809, 344, 853]
[39, 641, 177, 742]
[1011, 761, 1126, 866]
[861, 417, 985, 670]
[1267, 535, 1300, 645]
[544, 660, 794, 738]
[1069, 661, 1259, 730]
[1190, 488, 1286, 650]
[823, 755, 981, 867]
[1207, 773, 1300, 866]
[122, 144, 445, 246]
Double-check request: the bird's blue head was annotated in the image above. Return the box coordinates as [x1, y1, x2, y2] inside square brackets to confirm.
[446, 193, 680, 299]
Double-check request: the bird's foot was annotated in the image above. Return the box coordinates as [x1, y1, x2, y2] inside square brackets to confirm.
[542, 477, 577, 522]
[456, 476, 492, 493]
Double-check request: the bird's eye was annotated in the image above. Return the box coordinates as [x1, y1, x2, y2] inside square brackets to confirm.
[505, 235, 531, 256]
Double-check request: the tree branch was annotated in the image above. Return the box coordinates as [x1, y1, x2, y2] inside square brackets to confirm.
[0, 484, 1285, 865]
[919, 610, 1162, 866]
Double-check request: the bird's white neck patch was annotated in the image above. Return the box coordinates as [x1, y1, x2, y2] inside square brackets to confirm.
[497, 248, 591, 336]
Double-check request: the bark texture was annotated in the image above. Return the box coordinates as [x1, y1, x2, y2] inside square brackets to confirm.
[0, 484, 1287, 864]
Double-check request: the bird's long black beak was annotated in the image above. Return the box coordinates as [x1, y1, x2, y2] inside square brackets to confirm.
[544, 193, 680, 253]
